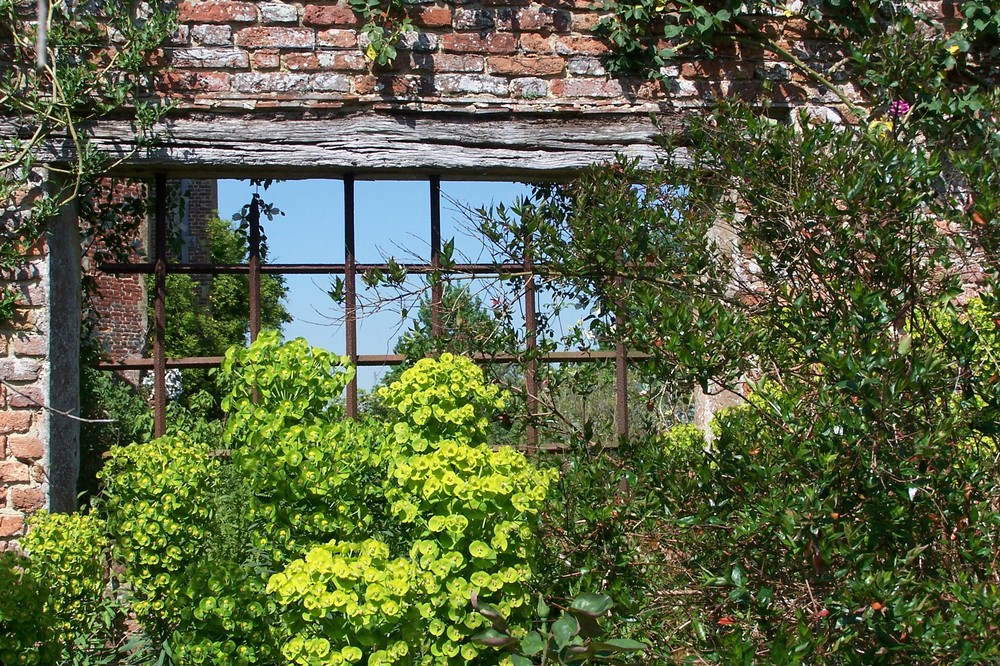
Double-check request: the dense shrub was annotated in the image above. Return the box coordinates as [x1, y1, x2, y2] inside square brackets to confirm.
[0, 511, 116, 664]
[89, 335, 556, 664]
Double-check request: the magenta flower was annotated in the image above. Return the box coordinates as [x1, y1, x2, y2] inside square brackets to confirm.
[889, 100, 911, 117]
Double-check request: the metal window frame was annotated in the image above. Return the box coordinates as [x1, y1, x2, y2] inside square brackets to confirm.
[98, 174, 639, 446]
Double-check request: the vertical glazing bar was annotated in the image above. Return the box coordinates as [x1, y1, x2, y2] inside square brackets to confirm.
[153, 174, 167, 438]
[344, 176, 358, 418]
[524, 231, 538, 450]
[430, 176, 443, 339]
[248, 196, 261, 343]
[615, 280, 628, 443]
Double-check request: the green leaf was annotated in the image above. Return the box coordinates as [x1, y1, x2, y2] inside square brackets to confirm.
[552, 613, 580, 648]
[521, 630, 546, 656]
[569, 592, 615, 616]
[471, 628, 517, 648]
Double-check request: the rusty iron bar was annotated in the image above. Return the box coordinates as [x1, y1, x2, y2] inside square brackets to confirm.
[430, 176, 443, 339]
[248, 195, 261, 343]
[153, 174, 167, 438]
[523, 229, 538, 450]
[100, 261, 526, 275]
[94, 350, 651, 371]
[344, 175, 358, 418]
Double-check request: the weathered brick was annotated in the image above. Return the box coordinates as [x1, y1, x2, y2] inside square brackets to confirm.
[398, 32, 438, 53]
[283, 53, 321, 71]
[9, 335, 46, 357]
[303, 4, 357, 27]
[157, 69, 232, 93]
[260, 2, 298, 23]
[354, 74, 378, 95]
[0, 461, 30, 483]
[435, 73, 509, 96]
[234, 72, 310, 93]
[191, 24, 232, 45]
[10, 486, 45, 511]
[310, 73, 351, 92]
[410, 53, 484, 73]
[0, 411, 32, 435]
[12, 281, 44, 308]
[251, 49, 281, 69]
[572, 11, 606, 32]
[171, 47, 249, 68]
[550, 77, 623, 98]
[178, 0, 257, 23]
[516, 8, 571, 32]
[319, 52, 367, 71]
[7, 386, 43, 409]
[488, 55, 564, 76]
[0, 514, 25, 538]
[235, 26, 315, 49]
[7, 434, 43, 461]
[510, 77, 548, 99]
[554, 36, 610, 55]
[374, 75, 430, 97]
[410, 6, 451, 27]
[169, 24, 191, 45]
[567, 56, 605, 76]
[453, 8, 515, 31]
[441, 33, 517, 55]
[518, 33, 552, 53]
[0, 359, 40, 382]
[757, 61, 792, 81]
[317, 29, 358, 48]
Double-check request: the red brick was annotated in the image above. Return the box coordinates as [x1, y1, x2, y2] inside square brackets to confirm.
[411, 6, 452, 27]
[252, 49, 281, 69]
[7, 435, 43, 461]
[9, 335, 46, 357]
[550, 77, 623, 98]
[488, 55, 565, 76]
[0, 411, 31, 435]
[10, 487, 45, 512]
[518, 33, 552, 53]
[354, 74, 378, 95]
[0, 462, 30, 484]
[156, 70, 232, 93]
[178, 0, 257, 23]
[0, 514, 25, 538]
[283, 53, 321, 71]
[555, 36, 610, 55]
[235, 26, 315, 49]
[303, 4, 357, 27]
[317, 29, 358, 48]
[441, 33, 517, 55]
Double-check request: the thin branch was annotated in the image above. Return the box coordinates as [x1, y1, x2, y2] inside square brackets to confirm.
[1, 378, 116, 424]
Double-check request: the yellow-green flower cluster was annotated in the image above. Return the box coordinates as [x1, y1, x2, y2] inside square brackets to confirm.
[19, 511, 108, 647]
[100, 435, 220, 633]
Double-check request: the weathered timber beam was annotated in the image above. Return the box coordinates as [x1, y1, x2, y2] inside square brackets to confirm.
[1, 110, 682, 179]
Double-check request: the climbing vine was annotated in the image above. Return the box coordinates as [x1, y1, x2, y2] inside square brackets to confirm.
[598, 0, 998, 121]
[0, 0, 176, 324]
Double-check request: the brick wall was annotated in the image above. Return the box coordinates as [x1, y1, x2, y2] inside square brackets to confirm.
[156, 0, 871, 117]
[0, 240, 48, 549]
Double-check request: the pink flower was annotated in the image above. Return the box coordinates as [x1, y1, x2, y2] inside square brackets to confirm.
[889, 100, 911, 117]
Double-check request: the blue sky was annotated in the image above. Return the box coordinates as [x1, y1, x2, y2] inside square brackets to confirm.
[217, 178, 534, 388]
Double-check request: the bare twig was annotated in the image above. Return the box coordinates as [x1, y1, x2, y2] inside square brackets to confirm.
[1, 378, 115, 423]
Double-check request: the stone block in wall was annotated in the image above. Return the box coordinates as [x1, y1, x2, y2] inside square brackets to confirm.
[8, 434, 44, 461]
[0, 359, 41, 382]
[10, 486, 45, 511]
